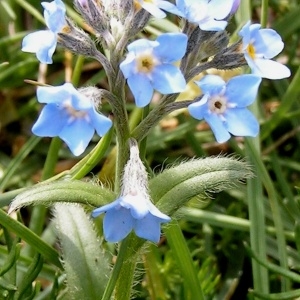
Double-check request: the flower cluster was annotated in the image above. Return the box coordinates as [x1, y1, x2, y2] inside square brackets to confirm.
[21, 0, 291, 242]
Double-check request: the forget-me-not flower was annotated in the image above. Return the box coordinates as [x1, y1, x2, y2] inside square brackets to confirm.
[120, 33, 187, 107]
[239, 21, 291, 79]
[32, 83, 112, 156]
[175, 0, 234, 31]
[22, 0, 67, 64]
[134, 0, 184, 19]
[92, 139, 170, 243]
[188, 74, 261, 143]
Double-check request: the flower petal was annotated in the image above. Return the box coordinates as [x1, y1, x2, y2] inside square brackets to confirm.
[152, 64, 186, 94]
[188, 94, 209, 120]
[119, 195, 150, 219]
[224, 108, 259, 137]
[252, 58, 291, 79]
[103, 208, 134, 242]
[225, 75, 261, 107]
[205, 113, 231, 143]
[134, 214, 163, 243]
[200, 19, 228, 31]
[148, 202, 171, 221]
[42, 0, 66, 33]
[141, 2, 166, 18]
[127, 73, 154, 107]
[208, 0, 233, 20]
[22, 31, 57, 64]
[91, 200, 120, 218]
[253, 28, 284, 59]
[120, 52, 136, 78]
[59, 117, 95, 156]
[195, 75, 225, 95]
[154, 33, 188, 62]
[32, 104, 68, 137]
[37, 84, 72, 105]
[89, 108, 112, 137]
[158, 0, 184, 17]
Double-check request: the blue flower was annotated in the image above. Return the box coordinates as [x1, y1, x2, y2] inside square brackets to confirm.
[92, 138, 170, 243]
[120, 33, 187, 107]
[32, 83, 112, 156]
[239, 21, 291, 79]
[22, 0, 67, 64]
[92, 192, 170, 243]
[135, 0, 184, 18]
[175, 0, 234, 31]
[188, 74, 261, 143]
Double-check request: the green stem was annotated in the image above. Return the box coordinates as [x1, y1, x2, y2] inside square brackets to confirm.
[164, 220, 205, 300]
[72, 55, 85, 87]
[246, 138, 269, 295]
[71, 127, 113, 180]
[260, 0, 269, 28]
[101, 235, 144, 300]
[246, 139, 290, 291]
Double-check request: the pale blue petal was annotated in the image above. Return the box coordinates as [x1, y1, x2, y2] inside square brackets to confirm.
[42, 0, 66, 33]
[59, 118, 94, 156]
[154, 33, 187, 62]
[37, 84, 72, 104]
[22, 31, 57, 64]
[32, 104, 68, 137]
[119, 195, 149, 219]
[208, 0, 233, 20]
[128, 74, 153, 107]
[141, 2, 166, 18]
[91, 201, 120, 218]
[200, 19, 228, 31]
[148, 202, 171, 221]
[127, 39, 158, 53]
[120, 52, 137, 78]
[253, 28, 284, 58]
[103, 208, 134, 242]
[89, 108, 112, 137]
[134, 214, 162, 243]
[252, 58, 291, 79]
[205, 113, 231, 143]
[225, 75, 261, 107]
[158, 1, 184, 17]
[175, 0, 187, 14]
[152, 64, 186, 94]
[238, 21, 251, 44]
[224, 108, 259, 137]
[188, 95, 209, 120]
[195, 75, 225, 95]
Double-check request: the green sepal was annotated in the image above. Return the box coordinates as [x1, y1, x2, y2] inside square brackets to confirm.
[54, 204, 111, 299]
[149, 157, 252, 215]
[9, 180, 115, 214]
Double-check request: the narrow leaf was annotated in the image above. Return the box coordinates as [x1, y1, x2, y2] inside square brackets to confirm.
[54, 204, 111, 299]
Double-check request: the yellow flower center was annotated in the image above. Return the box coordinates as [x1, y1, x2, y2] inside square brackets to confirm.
[136, 52, 157, 73]
[247, 43, 256, 59]
[209, 95, 227, 114]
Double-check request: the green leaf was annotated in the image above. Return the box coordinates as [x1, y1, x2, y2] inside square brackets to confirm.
[9, 180, 116, 214]
[54, 204, 111, 299]
[149, 157, 253, 215]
